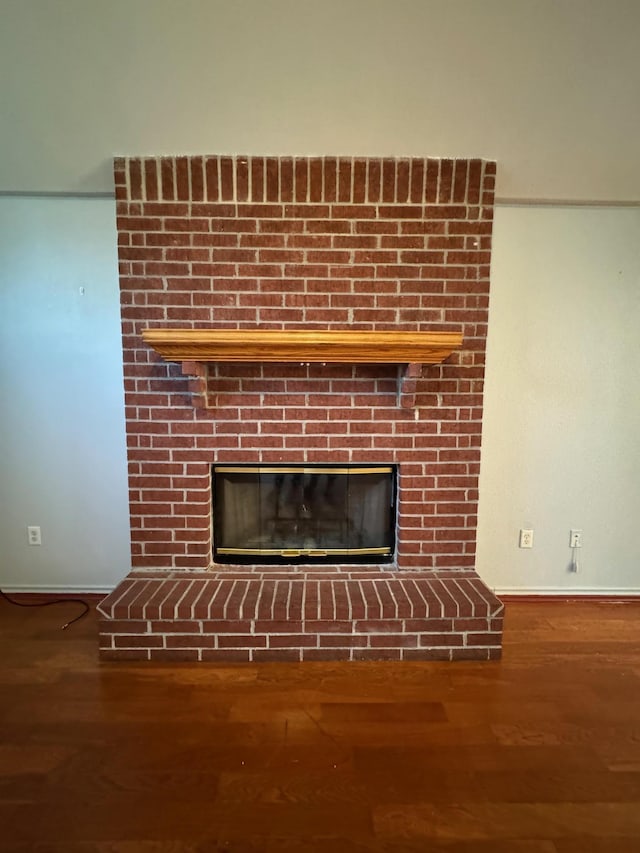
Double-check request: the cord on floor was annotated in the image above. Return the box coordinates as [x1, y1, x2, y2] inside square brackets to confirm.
[0, 588, 90, 629]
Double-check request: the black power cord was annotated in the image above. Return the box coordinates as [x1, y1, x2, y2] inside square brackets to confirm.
[0, 588, 90, 630]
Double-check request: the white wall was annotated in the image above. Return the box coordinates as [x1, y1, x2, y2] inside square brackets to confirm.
[0, 198, 130, 591]
[1, 0, 639, 201]
[2, 201, 637, 593]
[477, 206, 640, 594]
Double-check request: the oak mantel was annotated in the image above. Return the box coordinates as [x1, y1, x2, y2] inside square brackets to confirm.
[141, 328, 463, 409]
[142, 328, 462, 365]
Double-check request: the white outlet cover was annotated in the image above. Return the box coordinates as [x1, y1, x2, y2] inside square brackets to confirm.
[519, 528, 534, 548]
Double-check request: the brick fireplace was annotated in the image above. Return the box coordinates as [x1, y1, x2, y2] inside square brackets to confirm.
[98, 154, 504, 661]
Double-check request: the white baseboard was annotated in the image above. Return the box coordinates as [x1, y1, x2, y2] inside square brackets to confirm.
[494, 586, 640, 597]
[0, 584, 113, 595]
[3, 584, 639, 598]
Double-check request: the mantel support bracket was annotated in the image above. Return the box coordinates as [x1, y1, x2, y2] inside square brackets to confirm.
[397, 363, 423, 409]
[181, 361, 210, 410]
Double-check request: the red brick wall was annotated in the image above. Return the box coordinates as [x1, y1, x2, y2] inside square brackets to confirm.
[114, 155, 495, 573]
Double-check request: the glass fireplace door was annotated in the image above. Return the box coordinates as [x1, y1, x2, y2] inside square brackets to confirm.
[212, 464, 396, 564]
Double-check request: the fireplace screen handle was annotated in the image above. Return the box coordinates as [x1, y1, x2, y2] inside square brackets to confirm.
[281, 549, 328, 558]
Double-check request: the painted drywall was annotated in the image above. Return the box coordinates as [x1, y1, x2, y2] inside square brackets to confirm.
[477, 205, 640, 594]
[1, 0, 639, 201]
[0, 197, 130, 591]
[1, 198, 637, 593]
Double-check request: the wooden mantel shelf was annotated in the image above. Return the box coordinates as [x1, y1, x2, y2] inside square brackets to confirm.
[142, 328, 462, 365]
[141, 328, 463, 409]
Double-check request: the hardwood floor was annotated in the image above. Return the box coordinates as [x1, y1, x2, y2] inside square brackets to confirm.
[1, 593, 639, 851]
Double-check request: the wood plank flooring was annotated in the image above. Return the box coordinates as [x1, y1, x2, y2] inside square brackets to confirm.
[1, 594, 639, 851]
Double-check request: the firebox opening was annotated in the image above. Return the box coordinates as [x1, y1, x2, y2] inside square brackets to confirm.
[212, 463, 397, 565]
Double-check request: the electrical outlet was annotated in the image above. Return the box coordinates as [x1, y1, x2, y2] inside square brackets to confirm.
[27, 525, 41, 546]
[519, 528, 534, 549]
[570, 529, 582, 548]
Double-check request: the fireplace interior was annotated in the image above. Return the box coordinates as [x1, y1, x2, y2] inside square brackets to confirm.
[213, 463, 396, 564]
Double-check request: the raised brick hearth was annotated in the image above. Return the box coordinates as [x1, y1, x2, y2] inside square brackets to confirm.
[100, 154, 502, 662]
[98, 569, 503, 662]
